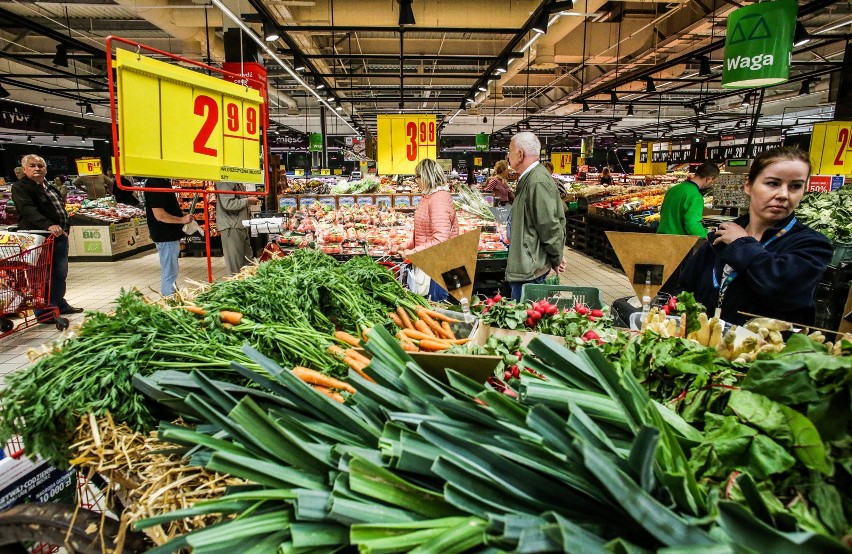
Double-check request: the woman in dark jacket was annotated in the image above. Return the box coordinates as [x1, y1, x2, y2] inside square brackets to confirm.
[679, 146, 832, 326]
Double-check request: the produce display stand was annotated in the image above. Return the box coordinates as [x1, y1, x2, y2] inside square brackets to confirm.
[67, 217, 155, 262]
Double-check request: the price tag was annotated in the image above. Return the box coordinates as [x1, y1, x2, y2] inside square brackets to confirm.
[76, 157, 102, 176]
[293, 168, 305, 176]
[338, 196, 356, 206]
[115, 49, 264, 184]
[810, 121, 852, 176]
[393, 195, 411, 207]
[298, 196, 316, 209]
[357, 196, 374, 206]
[550, 152, 572, 174]
[318, 196, 337, 209]
[807, 175, 832, 193]
[333, 169, 343, 175]
[278, 196, 297, 210]
[376, 114, 437, 175]
[473, 157, 483, 167]
[319, 168, 331, 176]
[411, 195, 423, 206]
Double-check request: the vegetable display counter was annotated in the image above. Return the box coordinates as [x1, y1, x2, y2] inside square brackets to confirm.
[68, 217, 155, 261]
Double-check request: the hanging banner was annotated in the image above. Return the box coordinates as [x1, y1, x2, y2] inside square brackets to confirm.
[75, 158, 102, 176]
[115, 49, 264, 183]
[475, 133, 490, 151]
[376, 114, 437, 175]
[809, 121, 852, 176]
[722, 0, 797, 88]
[309, 133, 324, 152]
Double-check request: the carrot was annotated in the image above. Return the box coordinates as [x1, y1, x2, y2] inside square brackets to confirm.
[400, 328, 436, 341]
[219, 310, 243, 325]
[417, 308, 453, 340]
[414, 319, 435, 337]
[344, 348, 372, 366]
[361, 326, 371, 342]
[441, 321, 456, 340]
[343, 357, 376, 383]
[400, 340, 419, 352]
[312, 385, 345, 403]
[397, 306, 414, 329]
[327, 344, 347, 360]
[181, 304, 207, 316]
[335, 331, 361, 348]
[419, 339, 453, 352]
[389, 313, 404, 328]
[419, 308, 460, 323]
[293, 366, 356, 394]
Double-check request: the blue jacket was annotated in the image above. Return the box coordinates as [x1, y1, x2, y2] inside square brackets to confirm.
[678, 213, 832, 326]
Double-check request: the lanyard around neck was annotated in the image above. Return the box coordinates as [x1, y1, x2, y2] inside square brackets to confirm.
[712, 217, 797, 290]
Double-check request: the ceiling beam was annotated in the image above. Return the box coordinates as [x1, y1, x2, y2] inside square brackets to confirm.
[0, 7, 106, 58]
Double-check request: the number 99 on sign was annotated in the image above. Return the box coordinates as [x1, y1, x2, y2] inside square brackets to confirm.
[405, 120, 436, 161]
[192, 94, 260, 158]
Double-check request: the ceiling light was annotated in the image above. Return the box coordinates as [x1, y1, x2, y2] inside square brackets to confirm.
[327, 96, 335, 102]
[573, 119, 579, 129]
[495, 60, 508, 74]
[262, 20, 280, 42]
[336, 106, 343, 111]
[483, 116, 488, 123]
[398, 0, 416, 26]
[52, 44, 68, 67]
[798, 79, 811, 95]
[694, 136, 701, 143]
[26, 135, 32, 143]
[698, 56, 711, 76]
[645, 77, 656, 93]
[315, 79, 325, 90]
[466, 97, 475, 103]
[793, 22, 810, 47]
[293, 56, 306, 72]
[81, 135, 86, 142]
[478, 85, 487, 92]
[581, 100, 589, 112]
[609, 91, 618, 103]
[607, 122, 613, 131]
[53, 135, 58, 142]
[741, 93, 751, 107]
[627, 104, 634, 116]
[0, 83, 8, 98]
[532, 12, 550, 34]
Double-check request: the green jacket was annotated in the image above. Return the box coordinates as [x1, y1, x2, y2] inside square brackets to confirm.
[506, 163, 566, 282]
[657, 180, 708, 238]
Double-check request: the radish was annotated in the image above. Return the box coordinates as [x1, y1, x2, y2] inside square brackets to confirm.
[525, 317, 535, 327]
[493, 293, 502, 302]
[514, 351, 523, 360]
[590, 309, 604, 318]
[584, 330, 600, 340]
[510, 365, 520, 379]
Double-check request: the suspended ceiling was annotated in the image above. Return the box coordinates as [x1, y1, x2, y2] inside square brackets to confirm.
[0, 0, 848, 148]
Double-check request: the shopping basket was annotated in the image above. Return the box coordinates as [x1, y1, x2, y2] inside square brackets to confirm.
[0, 232, 69, 336]
[520, 284, 604, 310]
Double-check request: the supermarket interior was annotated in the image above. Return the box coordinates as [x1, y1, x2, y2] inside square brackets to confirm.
[1, 0, 852, 552]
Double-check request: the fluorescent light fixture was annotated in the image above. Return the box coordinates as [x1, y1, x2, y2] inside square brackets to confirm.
[293, 56, 306, 72]
[627, 104, 634, 116]
[645, 77, 656, 93]
[495, 60, 508, 73]
[53, 135, 58, 142]
[741, 93, 751, 107]
[26, 135, 32, 143]
[478, 85, 487, 92]
[262, 20, 280, 42]
[532, 12, 550, 34]
[398, 0, 415, 26]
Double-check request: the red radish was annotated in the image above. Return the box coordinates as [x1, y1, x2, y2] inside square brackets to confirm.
[525, 317, 535, 327]
[590, 309, 604, 318]
[482, 307, 490, 313]
[588, 316, 597, 322]
[493, 294, 502, 302]
[526, 309, 537, 318]
[531, 310, 542, 321]
[486, 298, 495, 307]
[584, 330, 600, 340]
[546, 305, 558, 316]
[504, 370, 513, 381]
[575, 305, 589, 315]
[510, 365, 520, 379]
[514, 351, 523, 360]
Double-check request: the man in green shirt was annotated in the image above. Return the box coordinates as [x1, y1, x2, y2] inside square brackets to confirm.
[657, 162, 720, 238]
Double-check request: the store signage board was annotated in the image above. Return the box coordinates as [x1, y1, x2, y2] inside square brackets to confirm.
[807, 175, 846, 193]
[436, 159, 453, 173]
[75, 158, 102, 176]
[115, 49, 263, 183]
[475, 133, 490, 152]
[810, 122, 852, 176]
[309, 133, 324, 152]
[408, 229, 480, 304]
[606, 232, 699, 299]
[319, 168, 331, 176]
[722, 0, 796, 88]
[376, 114, 437, 175]
[294, 168, 305, 176]
[550, 152, 572, 174]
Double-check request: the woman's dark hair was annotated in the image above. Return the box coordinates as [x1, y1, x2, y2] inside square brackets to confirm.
[748, 146, 811, 183]
[601, 167, 610, 177]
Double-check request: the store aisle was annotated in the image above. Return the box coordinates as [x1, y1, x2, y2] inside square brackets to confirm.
[1, 247, 635, 386]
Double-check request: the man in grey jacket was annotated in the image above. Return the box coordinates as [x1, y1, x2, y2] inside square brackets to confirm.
[215, 182, 260, 274]
[505, 132, 566, 300]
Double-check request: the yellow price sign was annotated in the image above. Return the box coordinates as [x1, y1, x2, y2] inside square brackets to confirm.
[115, 49, 264, 183]
[76, 157, 102, 176]
[473, 157, 483, 167]
[376, 114, 437, 175]
[294, 168, 305, 176]
[550, 152, 572, 174]
[319, 168, 331, 176]
[810, 121, 852, 176]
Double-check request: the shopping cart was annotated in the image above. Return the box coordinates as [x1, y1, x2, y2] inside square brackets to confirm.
[0, 232, 69, 336]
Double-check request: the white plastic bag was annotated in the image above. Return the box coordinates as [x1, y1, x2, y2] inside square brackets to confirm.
[406, 265, 431, 296]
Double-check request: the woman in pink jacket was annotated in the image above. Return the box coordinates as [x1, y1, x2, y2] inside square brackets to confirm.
[399, 158, 459, 301]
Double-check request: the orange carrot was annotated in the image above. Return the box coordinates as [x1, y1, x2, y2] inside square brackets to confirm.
[335, 331, 361, 348]
[397, 306, 414, 329]
[400, 328, 436, 341]
[312, 385, 345, 403]
[219, 310, 243, 325]
[361, 326, 371, 342]
[327, 344, 346, 360]
[414, 319, 435, 337]
[419, 339, 453, 352]
[400, 340, 419, 352]
[419, 308, 460, 323]
[343, 357, 376, 383]
[293, 366, 356, 394]
[389, 313, 404, 328]
[441, 321, 456, 340]
[182, 304, 207, 316]
[344, 348, 372, 366]
[417, 308, 453, 340]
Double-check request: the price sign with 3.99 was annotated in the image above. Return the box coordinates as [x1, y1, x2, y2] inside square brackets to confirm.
[376, 114, 437, 175]
[810, 122, 852, 177]
[115, 49, 264, 183]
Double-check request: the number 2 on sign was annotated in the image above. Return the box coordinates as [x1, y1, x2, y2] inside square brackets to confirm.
[405, 120, 436, 161]
[193, 95, 259, 157]
[836, 127, 850, 166]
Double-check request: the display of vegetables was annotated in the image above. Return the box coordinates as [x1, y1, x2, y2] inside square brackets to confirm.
[453, 182, 496, 221]
[798, 184, 852, 243]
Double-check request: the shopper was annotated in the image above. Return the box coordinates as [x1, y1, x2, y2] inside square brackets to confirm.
[599, 167, 613, 186]
[73, 171, 113, 200]
[11, 154, 83, 318]
[143, 177, 192, 297]
[113, 174, 141, 207]
[657, 162, 720, 238]
[505, 132, 566, 300]
[678, 147, 832, 326]
[484, 160, 514, 206]
[398, 158, 459, 302]
[13, 166, 23, 181]
[215, 182, 260, 274]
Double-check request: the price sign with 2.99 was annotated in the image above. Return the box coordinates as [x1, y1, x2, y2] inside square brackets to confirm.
[115, 49, 264, 183]
[376, 114, 437, 175]
[810, 122, 852, 177]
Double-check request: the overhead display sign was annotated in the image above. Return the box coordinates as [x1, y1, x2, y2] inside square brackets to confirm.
[809, 121, 852, 176]
[376, 114, 437, 175]
[115, 48, 264, 183]
[475, 133, 490, 151]
[309, 133, 324, 152]
[75, 157, 102, 176]
[0, 100, 43, 131]
[722, 0, 796, 88]
[807, 175, 846, 193]
[550, 152, 572, 174]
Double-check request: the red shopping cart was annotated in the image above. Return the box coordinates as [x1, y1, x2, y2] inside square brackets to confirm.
[0, 232, 69, 336]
